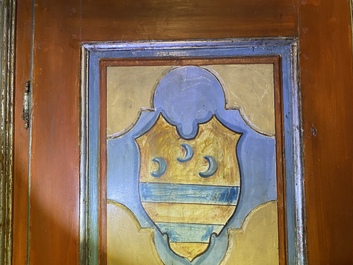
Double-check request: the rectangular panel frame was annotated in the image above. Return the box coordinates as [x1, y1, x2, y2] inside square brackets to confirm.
[80, 39, 305, 265]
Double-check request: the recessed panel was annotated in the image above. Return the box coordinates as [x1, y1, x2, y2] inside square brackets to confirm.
[80, 39, 304, 265]
[106, 63, 278, 264]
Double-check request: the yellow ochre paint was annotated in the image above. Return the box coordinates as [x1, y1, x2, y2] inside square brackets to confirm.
[107, 201, 279, 265]
[142, 202, 236, 225]
[137, 115, 241, 186]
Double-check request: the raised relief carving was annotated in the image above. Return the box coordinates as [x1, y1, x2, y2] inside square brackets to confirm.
[107, 66, 277, 264]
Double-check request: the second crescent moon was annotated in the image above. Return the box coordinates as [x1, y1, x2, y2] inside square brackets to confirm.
[177, 144, 194, 163]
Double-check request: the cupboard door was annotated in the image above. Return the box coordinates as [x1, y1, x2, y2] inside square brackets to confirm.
[12, 0, 353, 264]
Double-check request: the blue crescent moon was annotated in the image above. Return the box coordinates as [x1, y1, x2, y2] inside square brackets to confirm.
[150, 157, 167, 178]
[199, 156, 218, 178]
[177, 144, 194, 163]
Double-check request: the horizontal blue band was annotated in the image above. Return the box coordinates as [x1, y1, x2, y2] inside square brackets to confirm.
[156, 222, 224, 243]
[140, 183, 239, 205]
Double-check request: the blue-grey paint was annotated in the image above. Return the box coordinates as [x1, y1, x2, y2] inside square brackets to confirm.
[154, 66, 225, 138]
[199, 156, 218, 178]
[156, 223, 223, 243]
[140, 183, 239, 205]
[150, 157, 167, 178]
[177, 144, 194, 163]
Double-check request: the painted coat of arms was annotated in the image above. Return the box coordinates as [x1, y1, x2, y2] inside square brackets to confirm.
[107, 65, 277, 264]
[137, 113, 242, 261]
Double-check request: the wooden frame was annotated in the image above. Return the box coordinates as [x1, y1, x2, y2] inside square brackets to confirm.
[80, 39, 305, 265]
[8, 0, 353, 264]
[0, 0, 16, 264]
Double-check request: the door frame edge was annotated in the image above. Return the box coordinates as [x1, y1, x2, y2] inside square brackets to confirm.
[0, 0, 16, 264]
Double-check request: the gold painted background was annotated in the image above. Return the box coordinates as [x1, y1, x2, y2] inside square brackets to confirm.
[107, 65, 274, 136]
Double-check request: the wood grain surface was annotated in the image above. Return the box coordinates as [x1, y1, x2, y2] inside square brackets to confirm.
[13, 0, 32, 264]
[299, 1, 353, 264]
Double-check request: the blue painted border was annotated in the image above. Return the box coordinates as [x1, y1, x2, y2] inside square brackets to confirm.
[80, 39, 306, 265]
[140, 183, 239, 205]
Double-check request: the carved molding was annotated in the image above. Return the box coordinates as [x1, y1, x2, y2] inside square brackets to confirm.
[0, 0, 16, 264]
[81, 39, 306, 265]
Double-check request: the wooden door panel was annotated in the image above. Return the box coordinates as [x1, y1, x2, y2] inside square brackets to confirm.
[13, 0, 34, 264]
[299, 1, 353, 264]
[18, 1, 298, 264]
[13, 0, 353, 264]
[79, 0, 297, 40]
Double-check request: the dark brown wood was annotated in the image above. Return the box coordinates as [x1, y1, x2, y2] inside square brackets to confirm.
[27, 1, 82, 264]
[80, 0, 297, 41]
[13, 0, 32, 263]
[299, 1, 353, 264]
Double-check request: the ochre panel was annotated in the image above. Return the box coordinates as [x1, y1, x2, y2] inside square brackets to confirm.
[107, 201, 278, 265]
[106, 62, 278, 263]
[221, 201, 279, 265]
[209, 65, 274, 135]
[142, 203, 236, 224]
[107, 202, 163, 265]
[107, 66, 170, 136]
[169, 243, 209, 262]
[107, 64, 275, 136]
